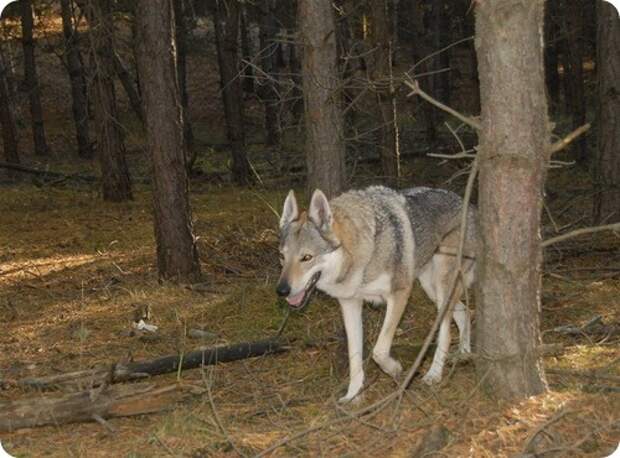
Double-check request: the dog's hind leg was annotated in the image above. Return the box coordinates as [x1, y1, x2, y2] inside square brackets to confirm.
[372, 288, 410, 380]
[339, 298, 365, 403]
[452, 301, 471, 354]
[422, 254, 464, 385]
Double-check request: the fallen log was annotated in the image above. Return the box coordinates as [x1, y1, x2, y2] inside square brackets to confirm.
[0, 382, 197, 432]
[0, 161, 98, 182]
[20, 339, 288, 390]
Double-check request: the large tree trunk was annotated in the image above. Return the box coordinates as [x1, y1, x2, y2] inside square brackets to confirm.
[21, 0, 49, 156]
[594, 1, 620, 223]
[0, 52, 20, 175]
[86, 0, 132, 201]
[60, 0, 92, 159]
[299, 0, 346, 198]
[135, 0, 200, 282]
[257, 0, 281, 147]
[368, 0, 400, 183]
[474, 0, 548, 400]
[561, 0, 587, 162]
[212, 0, 251, 186]
[544, 0, 560, 112]
[173, 0, 195, 170]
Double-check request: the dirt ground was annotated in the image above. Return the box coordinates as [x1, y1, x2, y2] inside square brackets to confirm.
[1, 10, 619, 457]
[1, 158, 619, 457]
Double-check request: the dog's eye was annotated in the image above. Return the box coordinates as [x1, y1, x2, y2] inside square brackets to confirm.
[300, 254, 313, 262]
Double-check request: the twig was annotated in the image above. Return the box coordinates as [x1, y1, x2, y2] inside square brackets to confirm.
[548, 123, 591, 155]
[522, 409, 576, 454]
[542, 223, 620, 248]
[405, 78, 481, 131]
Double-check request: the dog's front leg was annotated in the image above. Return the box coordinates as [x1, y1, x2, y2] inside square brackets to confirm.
[338, 298, 364, 403]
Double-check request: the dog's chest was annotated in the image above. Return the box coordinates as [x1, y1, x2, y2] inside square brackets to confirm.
[320, 272, 392, 303]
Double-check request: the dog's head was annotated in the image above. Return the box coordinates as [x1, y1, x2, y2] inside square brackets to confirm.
[276, 189, 341, 310]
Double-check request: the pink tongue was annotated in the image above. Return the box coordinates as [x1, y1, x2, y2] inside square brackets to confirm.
[287, 290, 305, 306]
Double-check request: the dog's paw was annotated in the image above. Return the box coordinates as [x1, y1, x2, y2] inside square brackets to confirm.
[338, 392, 364, 405]
[421, 369, 442, 385]
[373, 354, 403, 380]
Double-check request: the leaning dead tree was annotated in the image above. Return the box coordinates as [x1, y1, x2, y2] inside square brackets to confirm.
[299, 0, 346, 198]
[21, 0, 49, 156]
[85, 0, 133, 201]
[0, 50, 19, 172]
[135, 0, 201, 282]
[474, 0, 548, 399]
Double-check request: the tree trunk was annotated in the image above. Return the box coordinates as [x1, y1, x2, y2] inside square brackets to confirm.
[594, 1, 620, 223]
[474, 0, 548, 400]
[21, 0, 49, 156]
[86, 0, 132, 201]
[240, 4, 255, 94]
[60, 0, 92, 159]
[212, 0, 251, 185]
[369, 0, 400, 183]
[544, 0, 560, 112]
[299, 0, 346, 198]
[112, 51, 144, 124]
[561, 0, 587, 162]
[173, 0, 195, 170]
[135, 0, 200, 283]
[257, 0, 281, 147]
[0, 53, 19, 175]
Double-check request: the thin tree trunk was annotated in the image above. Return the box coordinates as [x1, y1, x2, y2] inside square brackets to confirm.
[299, 0, 346, 198]
[0, 52, 20, 175]
[594, 1, 620, 223]
[112, 51, 144, 124]
[369, 0, 399, 183]
[257, 0, 280, 146]
[21, 0, 49, 156]
[561, 0, 587, 162]
[474, 0, 548, 400]
[173, 0, 195, 170]
[240, 4, 255, 94]
[136, 0, 200, 282]
[60, 0, 92, 159]
[212, 0, 251, 185]
[86, 0, 132, 201]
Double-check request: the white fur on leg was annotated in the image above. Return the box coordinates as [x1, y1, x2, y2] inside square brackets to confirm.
[338, 298, 365, 403]
[422, 312, 451, 385]
[372, 292, 408, 380]
[452, 301, 471, 354]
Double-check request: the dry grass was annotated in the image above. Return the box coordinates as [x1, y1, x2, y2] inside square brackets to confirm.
[0, 166, 619, 457]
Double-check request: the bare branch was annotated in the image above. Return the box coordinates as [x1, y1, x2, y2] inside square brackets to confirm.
[542, 222, 620, 248]
[404, 78, 482, 131]
[549, 123, 591, 155]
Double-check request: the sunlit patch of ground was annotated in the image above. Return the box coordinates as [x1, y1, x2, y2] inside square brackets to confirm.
[1, 169, 618, 457]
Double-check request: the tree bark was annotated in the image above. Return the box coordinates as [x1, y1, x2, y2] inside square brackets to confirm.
[544, 0, 560, 111]
[368, 0, 400, 183]
[20, 0, 49, 156]
[594, 1, 620, 223]
[299, 0, 346, 198]
[60, 0, 92, 159]
[257, 0, 281, 147]
[0, 52, 19, 175]
[212, 0, 251, 185]
[135, 0, 200, 283]
[86, 0, 132, 201]
[561, 0, 587, 162]
[112, 51, 144, 124]
[474, 0, 548, 400]
[173, 0, 195, 170]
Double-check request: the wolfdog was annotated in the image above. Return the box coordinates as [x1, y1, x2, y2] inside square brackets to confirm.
[276, 186, 477, 402]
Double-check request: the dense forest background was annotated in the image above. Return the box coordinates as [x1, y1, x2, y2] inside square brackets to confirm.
[0, 0, 618, 456]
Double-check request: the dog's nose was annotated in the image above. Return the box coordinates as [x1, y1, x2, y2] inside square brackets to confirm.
[276, 281, 290, 297]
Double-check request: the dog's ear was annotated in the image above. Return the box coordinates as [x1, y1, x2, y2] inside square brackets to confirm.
[309, 189, 332, 230]
[280, 190, 299, 229]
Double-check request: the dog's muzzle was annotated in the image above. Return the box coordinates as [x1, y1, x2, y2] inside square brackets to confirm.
[283, 271, 321, 311]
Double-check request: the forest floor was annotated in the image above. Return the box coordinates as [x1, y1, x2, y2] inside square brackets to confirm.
[1, 154, 619, 457]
